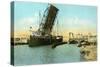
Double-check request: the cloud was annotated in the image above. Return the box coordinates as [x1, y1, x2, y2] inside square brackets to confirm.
[61, 16, 96, 30]
[15, 15, 40, 31]
[55, 16, 97, 35]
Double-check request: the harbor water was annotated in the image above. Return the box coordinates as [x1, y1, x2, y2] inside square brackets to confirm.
[13, 44, 84, 66]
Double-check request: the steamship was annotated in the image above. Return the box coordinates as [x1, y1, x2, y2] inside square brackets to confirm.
[28, 4, 63, 47]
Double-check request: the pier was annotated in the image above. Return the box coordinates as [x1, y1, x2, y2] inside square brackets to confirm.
[68, 32, 97, 45]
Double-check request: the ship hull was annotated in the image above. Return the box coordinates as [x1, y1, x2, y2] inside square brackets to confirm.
[28, 35, 63, 47]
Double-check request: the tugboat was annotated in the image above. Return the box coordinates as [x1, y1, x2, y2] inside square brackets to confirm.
[28, 4, 63, 47]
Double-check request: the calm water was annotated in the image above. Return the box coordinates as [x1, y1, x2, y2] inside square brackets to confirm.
[14, 44, 83, 66]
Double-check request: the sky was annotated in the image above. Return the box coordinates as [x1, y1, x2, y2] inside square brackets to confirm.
[12, 1, 97, 37]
